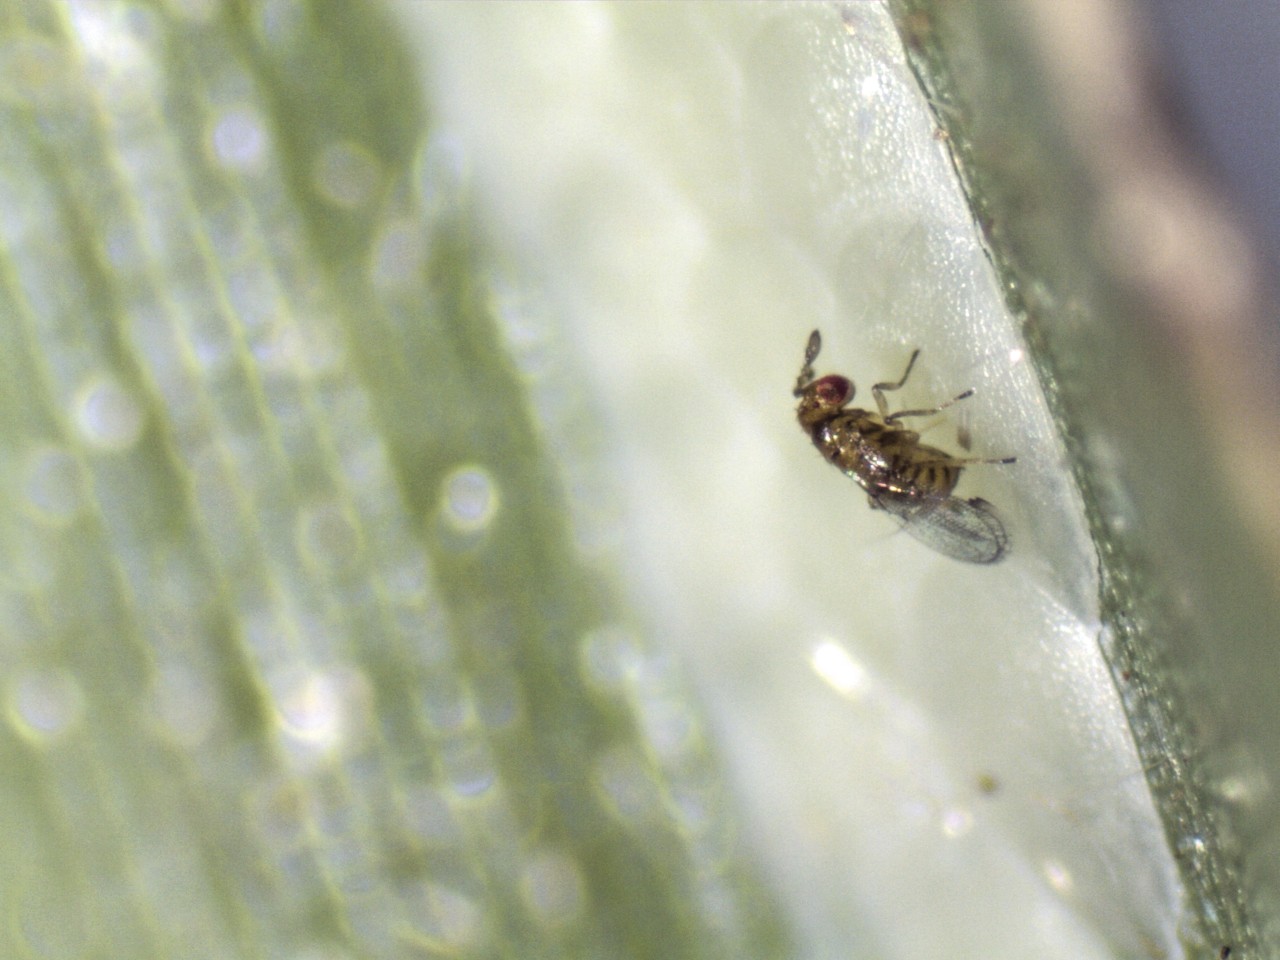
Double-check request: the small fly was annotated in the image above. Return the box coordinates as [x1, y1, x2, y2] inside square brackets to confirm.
[793, 329, 1015, 564]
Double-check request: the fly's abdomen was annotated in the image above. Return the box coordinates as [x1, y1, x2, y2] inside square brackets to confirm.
[891, 452, 961, 499]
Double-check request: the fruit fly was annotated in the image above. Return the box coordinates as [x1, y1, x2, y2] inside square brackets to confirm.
[793, 329, 1015, 563]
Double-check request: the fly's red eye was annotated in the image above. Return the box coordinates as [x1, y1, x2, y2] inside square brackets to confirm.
[814, 375, 852, 406]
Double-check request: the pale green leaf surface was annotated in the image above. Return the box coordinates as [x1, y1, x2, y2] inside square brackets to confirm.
[4, 2, 1266, 960]
[398, 3, 1185, 960]
[0, 2, 785, 959]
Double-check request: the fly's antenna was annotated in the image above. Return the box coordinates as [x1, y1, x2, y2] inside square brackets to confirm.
[794, 329, 822, 396]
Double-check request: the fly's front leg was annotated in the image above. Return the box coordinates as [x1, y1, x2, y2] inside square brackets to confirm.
[872, 349, 920, 418]
[874, 350, 984, 424]
[884, 388, 976, 425]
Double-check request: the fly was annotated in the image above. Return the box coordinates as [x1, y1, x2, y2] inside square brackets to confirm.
[793, 329, 1015, 564]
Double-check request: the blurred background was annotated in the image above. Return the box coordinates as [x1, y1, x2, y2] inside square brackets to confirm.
[2, 2, 1279, 959]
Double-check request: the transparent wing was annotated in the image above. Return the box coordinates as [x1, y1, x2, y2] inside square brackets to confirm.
[873, 493, 1010, 564]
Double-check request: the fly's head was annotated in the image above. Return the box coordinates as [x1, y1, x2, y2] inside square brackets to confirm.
[796, 374, 854, 430]
[794, 329, 855, 429]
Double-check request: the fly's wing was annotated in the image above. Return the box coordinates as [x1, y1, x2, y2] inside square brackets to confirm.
[873, 493, 1010, 564]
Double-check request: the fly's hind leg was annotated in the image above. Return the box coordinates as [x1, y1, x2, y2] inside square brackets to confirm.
[918, 453, 1017, 467]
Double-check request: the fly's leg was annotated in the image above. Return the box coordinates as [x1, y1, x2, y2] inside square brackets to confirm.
[884, 388, 976, 424]
[874, 349, 981, 424]
[917, 454, 1017, 467]
[872, 349, 921, 417]
[793, 329, 823, 397]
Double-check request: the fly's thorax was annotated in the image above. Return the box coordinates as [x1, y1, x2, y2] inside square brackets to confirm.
[815, 410, 891, 483]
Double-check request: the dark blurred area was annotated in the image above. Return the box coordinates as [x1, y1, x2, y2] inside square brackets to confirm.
[1140, 0, 1280, 363]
